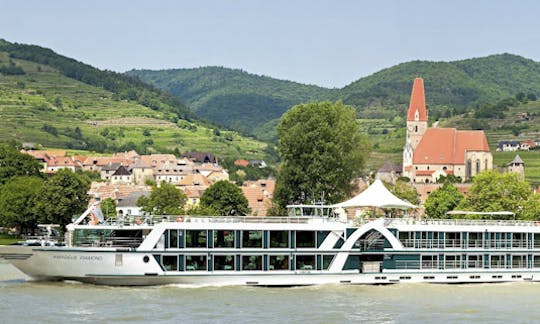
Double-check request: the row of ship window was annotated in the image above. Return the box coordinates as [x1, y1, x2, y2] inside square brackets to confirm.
[162, 230, 324, 249]
[394, 254, 540, 270]
[151, 254, 335, 272]
[398, 231, 540, 249]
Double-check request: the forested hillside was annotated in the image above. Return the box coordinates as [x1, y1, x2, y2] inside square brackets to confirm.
[0, 39, 267, 159]
[127, 67, 334, 137]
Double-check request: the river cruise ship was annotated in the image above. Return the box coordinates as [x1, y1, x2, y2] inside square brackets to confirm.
[2, 205, 540, 286]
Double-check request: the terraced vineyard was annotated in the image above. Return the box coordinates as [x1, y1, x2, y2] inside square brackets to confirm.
[0, 50, 267, 159]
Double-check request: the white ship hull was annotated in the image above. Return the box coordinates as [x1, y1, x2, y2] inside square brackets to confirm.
[3, 245, 540, 286]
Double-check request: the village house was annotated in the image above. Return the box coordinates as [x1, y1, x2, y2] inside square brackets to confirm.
[110, 165, 134, 185]
[116, 191, 148, 217]
[402, 78, 493, 183]
[131, 158, 154, 185]
[375, 160, 402, 184]
[241, 179, 275, 216]
[46, 156, 81, 173]
[506, 154, 525, 180]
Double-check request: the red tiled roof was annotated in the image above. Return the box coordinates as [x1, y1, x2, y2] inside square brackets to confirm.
[413, 128, 489, 165]
[407, 78, 428, 122]
[234, 159, 250, 167]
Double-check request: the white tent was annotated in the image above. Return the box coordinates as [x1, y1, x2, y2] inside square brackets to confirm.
[330, 179, 416, 209]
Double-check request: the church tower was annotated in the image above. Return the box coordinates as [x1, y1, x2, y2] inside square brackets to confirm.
[403, 78, 428, 169]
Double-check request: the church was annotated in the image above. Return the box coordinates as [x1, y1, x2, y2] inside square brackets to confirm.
[402, 78, 493, 183]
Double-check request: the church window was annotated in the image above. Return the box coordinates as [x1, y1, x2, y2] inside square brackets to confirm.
[443, 166, 447, 170]
[485, 159, 488, 170]
[466, 159, 472, 179]
[415, 125, 418, 132]
[476, 159, 480, 174]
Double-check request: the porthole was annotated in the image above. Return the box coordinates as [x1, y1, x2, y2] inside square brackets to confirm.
[143, 255, 150, 263]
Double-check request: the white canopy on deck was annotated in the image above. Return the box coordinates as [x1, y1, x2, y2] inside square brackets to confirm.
[330, 179, 416, 209]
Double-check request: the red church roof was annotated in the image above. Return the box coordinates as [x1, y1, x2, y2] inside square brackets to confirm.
[407, 78, 428, 122]
[413, 128, 490, 165]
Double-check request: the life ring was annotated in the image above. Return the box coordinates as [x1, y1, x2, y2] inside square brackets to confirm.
[176, 216, 184, 222]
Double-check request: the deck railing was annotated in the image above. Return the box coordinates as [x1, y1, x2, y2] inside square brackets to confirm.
[401, 239, 532, 250]
[100, 215, 344, 227]
[387, 218, 540, 227]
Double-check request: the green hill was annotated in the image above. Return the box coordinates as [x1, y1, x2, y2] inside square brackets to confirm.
[130, 54, 540, 142]
[0, 39, 267, 159]
[127, 67, 334, 137]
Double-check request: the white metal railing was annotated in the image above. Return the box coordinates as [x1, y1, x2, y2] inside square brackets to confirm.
[97, 215, 345, 227]
[401, 239, 532, 250]
[387, 218, 540, 227]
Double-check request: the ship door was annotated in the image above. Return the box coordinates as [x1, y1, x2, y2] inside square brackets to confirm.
[359, 254, 383, 273]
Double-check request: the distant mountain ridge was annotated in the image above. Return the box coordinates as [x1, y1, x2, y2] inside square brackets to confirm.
[129, 54, 540, 139]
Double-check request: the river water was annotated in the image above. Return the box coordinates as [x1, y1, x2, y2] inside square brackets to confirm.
[1, 263, 539, 323]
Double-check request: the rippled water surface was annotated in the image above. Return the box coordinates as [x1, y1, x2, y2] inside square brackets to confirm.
[1, 263, 539, 323]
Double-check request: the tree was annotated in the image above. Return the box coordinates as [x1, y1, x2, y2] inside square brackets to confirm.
[424, 182, 464, 219]
[0, 176, 44, 234]
[273, 101, 370, 211]
[200, 180, 250, 216]
[458, 171, 531, 219]
[137, 181, 187, 215]
[385, 180, 420, 206]
[520, 194, 540, 221]
[0, 144, 43, 185]
[34, 169, 91, 227]
[101, 198, 117, 218]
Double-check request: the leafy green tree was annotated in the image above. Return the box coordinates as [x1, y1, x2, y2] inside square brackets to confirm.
[101, 198, 117, 218]
[424, 182, 464, 218]
[34, 169, 91, 227]
[0, 144, 43, 185]
[200, 180, 250, 216]
[0, 176, 44, 234]
[458, 171, 531, 219]
[273, 101, 370, 211]
[520, 194, 540, 221]
[137, 182, 187, 215]
[385, 180, 420, 206]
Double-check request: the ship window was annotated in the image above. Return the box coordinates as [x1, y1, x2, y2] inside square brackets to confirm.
[490, 255, 505, 268]
[296, 231, 316, 248]
[534, 255, 540, 268]
[421, 255, 438, 269]
[185, 255, 207, 271]
[185, 230, 207, 248]
[169, 230, 178, 248]
[242, 255, 262, 270]
[213, 255, 235, 270]
[162, 255, 178, 271]
[269, 255, 289, 270]
[270, 231, 289, 248]
[467, 255, 483, 268]
[512, 255, 526, 268]
[296, 255, 316, 270]
[242, 230, 262, 248]
[214, 230, 235, 248]
[323, 255, 335, 270]
[445, 255, 461, 269]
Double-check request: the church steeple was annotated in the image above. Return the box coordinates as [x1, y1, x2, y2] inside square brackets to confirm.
[404, 78, 429, 171]
[407, 78, 428, 122]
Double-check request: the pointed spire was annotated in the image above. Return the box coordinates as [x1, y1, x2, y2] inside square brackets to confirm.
[407, 78, 428, 121]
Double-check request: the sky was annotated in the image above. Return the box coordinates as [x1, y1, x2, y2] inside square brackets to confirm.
[1, 0, 540, 88]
